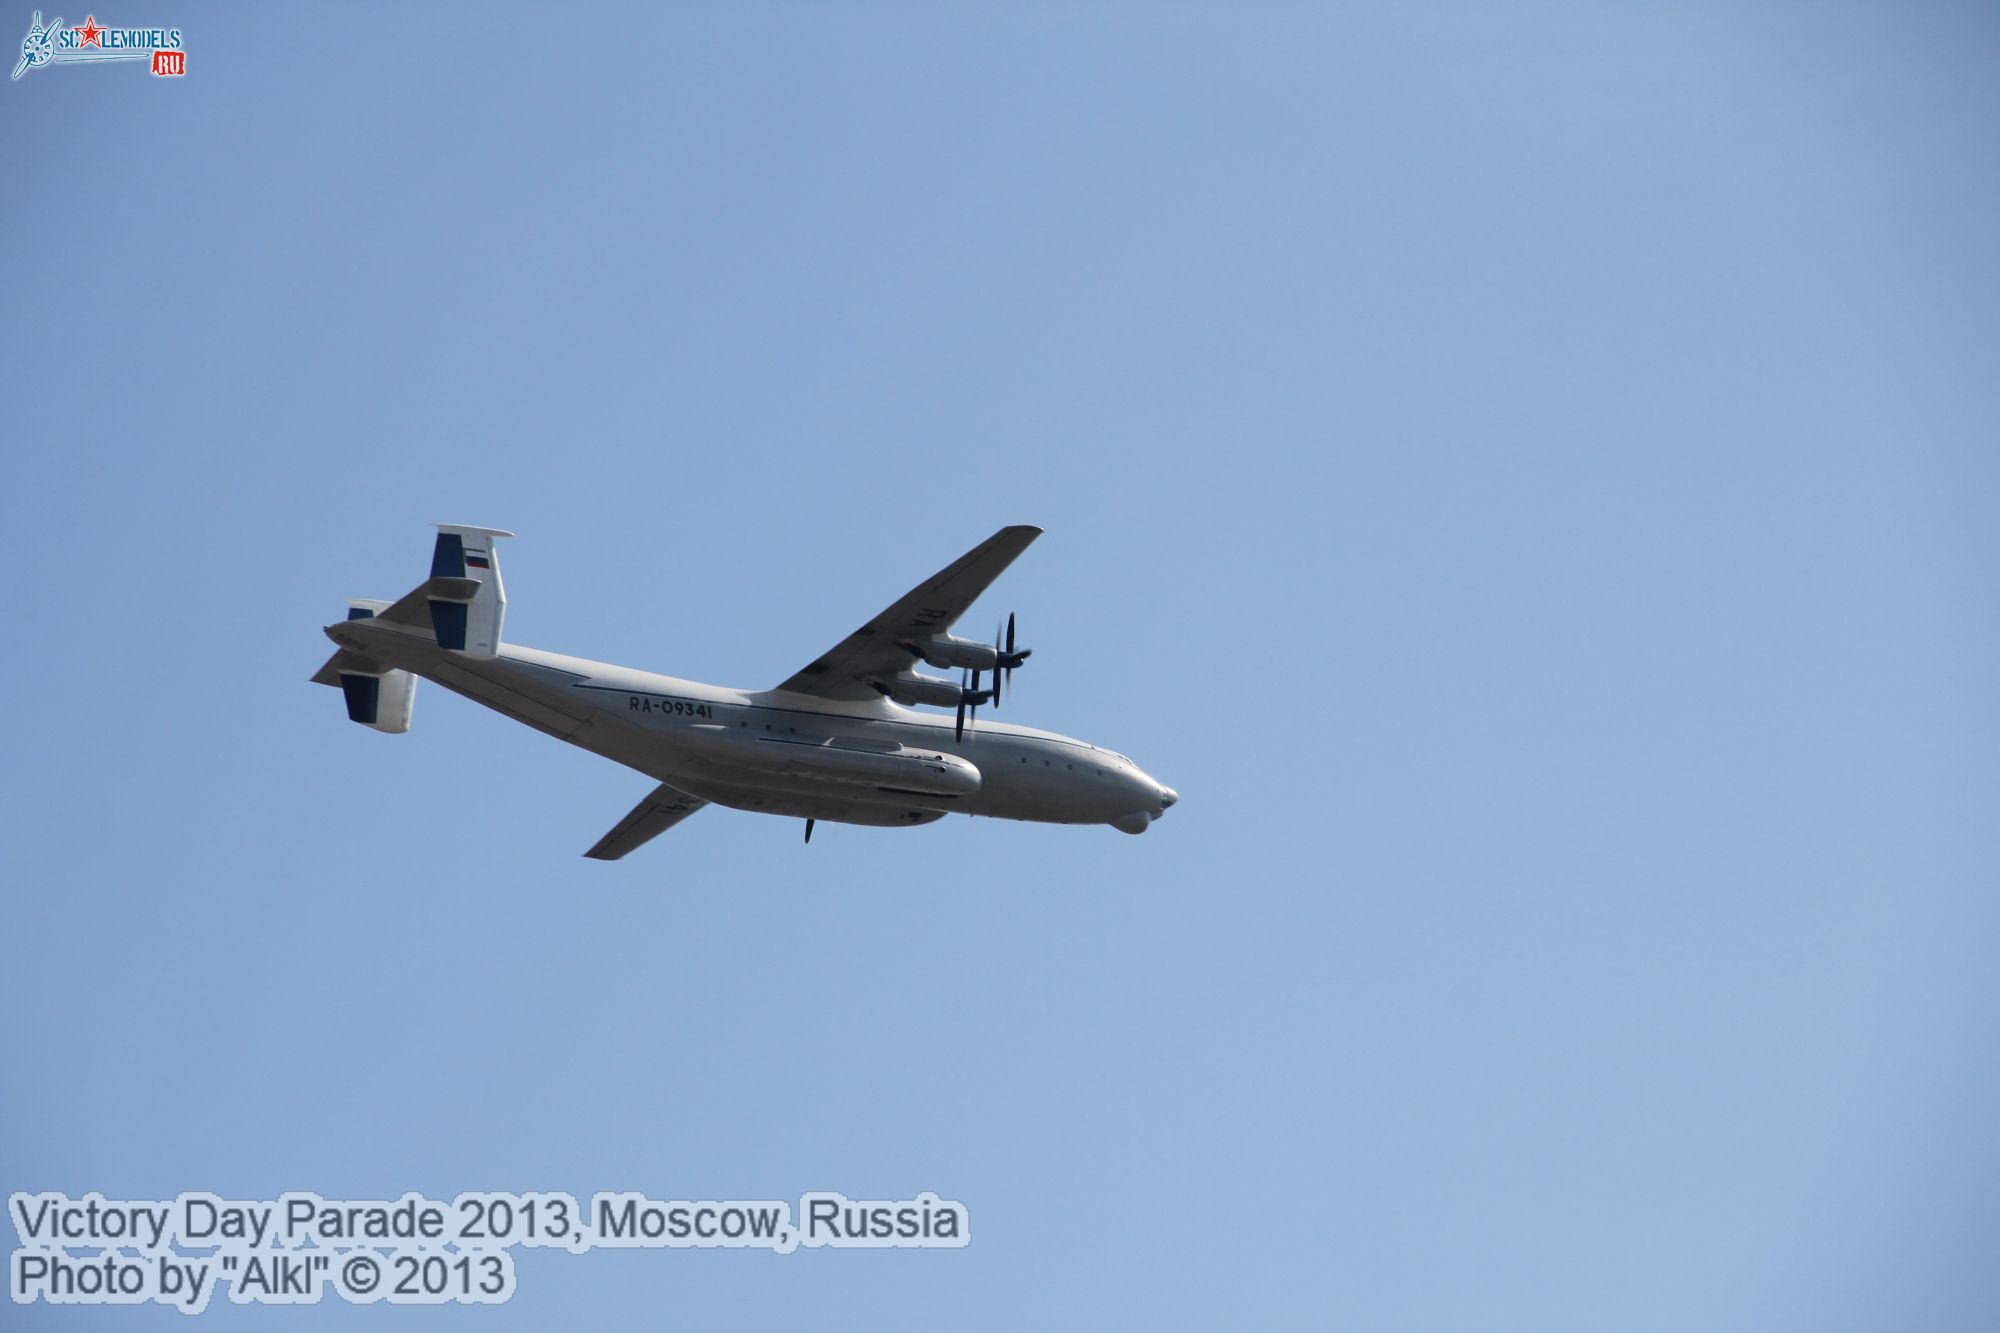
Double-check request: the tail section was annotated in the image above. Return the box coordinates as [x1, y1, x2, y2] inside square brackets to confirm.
[310, 523, 514, 732]
[427, 524, 513, 656]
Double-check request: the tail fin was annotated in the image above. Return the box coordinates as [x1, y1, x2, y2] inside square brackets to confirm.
[427, 524, 513, 657]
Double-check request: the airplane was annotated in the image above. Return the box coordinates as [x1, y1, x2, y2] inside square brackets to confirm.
[313, 525, 1178, 858]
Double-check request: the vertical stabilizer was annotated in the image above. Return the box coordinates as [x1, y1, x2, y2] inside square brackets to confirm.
[429, 524, 514, 657]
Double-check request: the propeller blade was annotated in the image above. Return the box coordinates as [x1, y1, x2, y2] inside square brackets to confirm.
[956, 666, 968, 741]
[1001, 612, 1020, 698]
[993, 617, 1006, 710]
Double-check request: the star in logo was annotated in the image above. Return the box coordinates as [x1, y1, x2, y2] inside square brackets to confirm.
[76, 14, 102, 47]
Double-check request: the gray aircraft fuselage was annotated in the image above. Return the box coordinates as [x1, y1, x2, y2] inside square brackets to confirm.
[326, 620, 1178, 833]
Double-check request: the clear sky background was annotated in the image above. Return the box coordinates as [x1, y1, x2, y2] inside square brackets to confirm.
[4, 3, 1997, 1328]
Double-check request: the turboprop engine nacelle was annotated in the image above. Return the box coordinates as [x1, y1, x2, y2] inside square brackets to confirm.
[908, 635, 1000, 672]
[873, 672, 971, 709]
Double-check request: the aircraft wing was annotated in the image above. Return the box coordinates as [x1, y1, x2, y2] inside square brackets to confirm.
[772, 525, 1043, 701]
[583, 782, 709, 860]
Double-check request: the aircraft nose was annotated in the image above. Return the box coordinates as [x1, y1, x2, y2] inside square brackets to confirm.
[1158, 785, 1178, 810]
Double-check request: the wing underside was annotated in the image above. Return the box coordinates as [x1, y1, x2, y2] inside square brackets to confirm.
[584, 782, 709, 860]
[773, 525, 1042, 701]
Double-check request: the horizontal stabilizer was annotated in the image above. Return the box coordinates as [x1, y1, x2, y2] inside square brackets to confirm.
[374, 576, 482, 629]
[310, 649, 376, 687]
[585, 783, 709, 860]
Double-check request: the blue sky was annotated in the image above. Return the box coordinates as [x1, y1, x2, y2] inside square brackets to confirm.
[4, 3, 1997, 1328]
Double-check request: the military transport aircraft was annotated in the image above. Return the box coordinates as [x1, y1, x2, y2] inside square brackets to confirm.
[314, 525, 1178, 858]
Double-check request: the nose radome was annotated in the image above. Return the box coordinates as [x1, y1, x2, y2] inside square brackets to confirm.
[1158, 786, 1179, 809]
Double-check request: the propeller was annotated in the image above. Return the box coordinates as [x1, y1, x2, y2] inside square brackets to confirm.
[955, 665, 993, 741]
[991, 613, 1030, 709]
[949, 617, 1025, 736]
